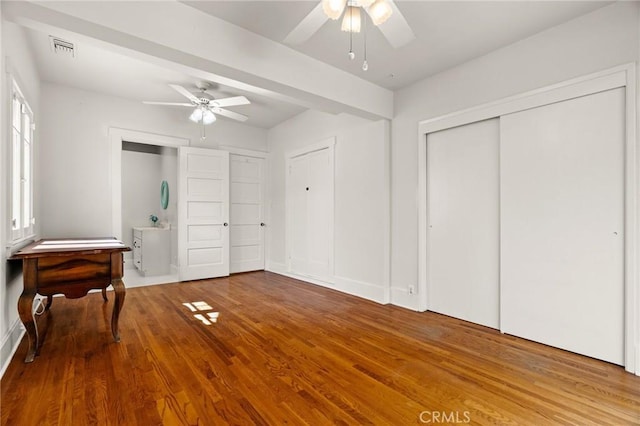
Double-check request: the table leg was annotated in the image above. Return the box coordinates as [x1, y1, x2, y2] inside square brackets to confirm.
[101, 288, 108, 302]
[110, 278, 125, 342]
[44, 295, 53, 311]
[18, 259, 39, 363]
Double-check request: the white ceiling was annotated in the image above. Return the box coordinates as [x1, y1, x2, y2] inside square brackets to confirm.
[23, 1, 610, 129]
[24, 27, 307, 129]
[183, 1, 610, 90]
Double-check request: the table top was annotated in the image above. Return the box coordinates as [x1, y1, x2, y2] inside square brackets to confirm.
[9, 237, 131, 259]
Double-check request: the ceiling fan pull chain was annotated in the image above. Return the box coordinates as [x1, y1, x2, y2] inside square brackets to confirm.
[362, 13, 368, 71]
[348, 6, 355, 60]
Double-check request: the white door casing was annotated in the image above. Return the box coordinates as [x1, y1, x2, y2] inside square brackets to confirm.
[427, 118, 500, 329]
[230, 153, 266, 273]
[178, 147, 230, 281]
[500, 88, 625, 365]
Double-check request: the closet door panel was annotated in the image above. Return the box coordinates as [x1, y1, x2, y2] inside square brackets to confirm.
[230, 154, 265, 273]
[427, 118, 500, 329]
[500, 88, 625, 365]
[287, 146, 333, 282]
[288, 155, 309, 275]
[306, 149, 332, 280]
[178, 147, 229, 281]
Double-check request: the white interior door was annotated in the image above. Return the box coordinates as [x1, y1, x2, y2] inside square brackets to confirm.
[230, 154, 265, 273]
[178, 147, 229, 281]
[287, 148, 333, 282]
[288, 154, 309, 275]
[500, 88, 625, 365]
[427, 118, 500, 329]
[305, 149, 332, 280]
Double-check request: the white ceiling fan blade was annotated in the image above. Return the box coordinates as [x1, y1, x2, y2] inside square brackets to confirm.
[169, 84, 200, 103]
[368, 0, 415, 49]
[211, 96, 250, 108]
[212, 107, 248, 122]
[143, 101, 193, 107]
[284, 2, 328, 45]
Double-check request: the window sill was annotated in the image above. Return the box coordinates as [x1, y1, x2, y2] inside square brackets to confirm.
[5, 234, 37, 258]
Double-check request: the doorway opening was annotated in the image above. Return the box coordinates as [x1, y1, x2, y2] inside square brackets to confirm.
[109, 128, 189, 287]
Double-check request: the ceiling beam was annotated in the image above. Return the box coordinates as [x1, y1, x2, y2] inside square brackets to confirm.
[3, 1, 393, 120]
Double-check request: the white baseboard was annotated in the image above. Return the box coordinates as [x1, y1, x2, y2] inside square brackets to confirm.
[0, 319, 25, 379]
[333, 275, 388, 304]
[266, 261, 389, 305]
[391, 287, 421, 311]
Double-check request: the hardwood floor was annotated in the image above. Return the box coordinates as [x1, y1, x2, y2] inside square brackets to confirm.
[2, 271, 639, 425]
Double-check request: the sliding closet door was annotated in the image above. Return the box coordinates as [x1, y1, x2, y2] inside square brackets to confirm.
[500, 88, 625, 365]
[427, 118, 500, 329]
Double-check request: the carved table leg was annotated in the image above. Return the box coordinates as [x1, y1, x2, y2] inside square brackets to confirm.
[111, 278, 125, 342]
[44, 295, 53, 311]
[101, 288, 108, 302]
[18, 259, 39, 363]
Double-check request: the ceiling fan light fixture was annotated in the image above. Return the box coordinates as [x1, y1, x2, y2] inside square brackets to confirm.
[202, 109, 216, 125]
[341, 6, 361, 33]
[322, 0, 347, 20]
[189, 107, 203, 123]
[358, 0, 375, 7]
[368, 0, 393, 26]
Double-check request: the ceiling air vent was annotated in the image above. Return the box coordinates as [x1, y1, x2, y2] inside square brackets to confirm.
[49, 36, 75, 58]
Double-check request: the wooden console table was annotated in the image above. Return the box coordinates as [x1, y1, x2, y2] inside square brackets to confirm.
[9, 238, 131, 363]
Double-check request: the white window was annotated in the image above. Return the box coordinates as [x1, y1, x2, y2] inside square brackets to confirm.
[9, 78, 35, 243]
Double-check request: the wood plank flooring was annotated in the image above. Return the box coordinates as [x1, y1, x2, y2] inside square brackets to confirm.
[2, 271, 639, 425]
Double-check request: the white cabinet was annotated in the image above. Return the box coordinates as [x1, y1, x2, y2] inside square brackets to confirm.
[133, 227, 171, 276]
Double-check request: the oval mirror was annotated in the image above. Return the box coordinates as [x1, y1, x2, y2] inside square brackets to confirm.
[161, 180, 169, 209]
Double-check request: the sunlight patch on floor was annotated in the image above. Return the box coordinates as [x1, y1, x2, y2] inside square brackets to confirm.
[183, 301, 219, 326]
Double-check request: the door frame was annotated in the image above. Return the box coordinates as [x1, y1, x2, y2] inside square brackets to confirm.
[285, 137, 335, 283]
[109, 128, 189, 241]
[417, 63, 638, 374]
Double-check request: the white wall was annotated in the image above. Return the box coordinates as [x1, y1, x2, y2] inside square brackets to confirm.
[391, 2, 640, 310]
[267, 110, 390, 303]
[1, 21, 41, 373]
[38, 82, 267, 239]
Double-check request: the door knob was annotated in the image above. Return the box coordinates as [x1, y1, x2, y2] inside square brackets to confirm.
[223, 222, 228, 227]
[260, 223, 265, 227]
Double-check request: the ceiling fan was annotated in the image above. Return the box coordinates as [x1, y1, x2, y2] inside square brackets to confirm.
[143, 82, 250, 124]
[284, 0, 415, 49]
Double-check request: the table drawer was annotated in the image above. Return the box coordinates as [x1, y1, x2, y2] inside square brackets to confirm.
[37, 253, 111, 286]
